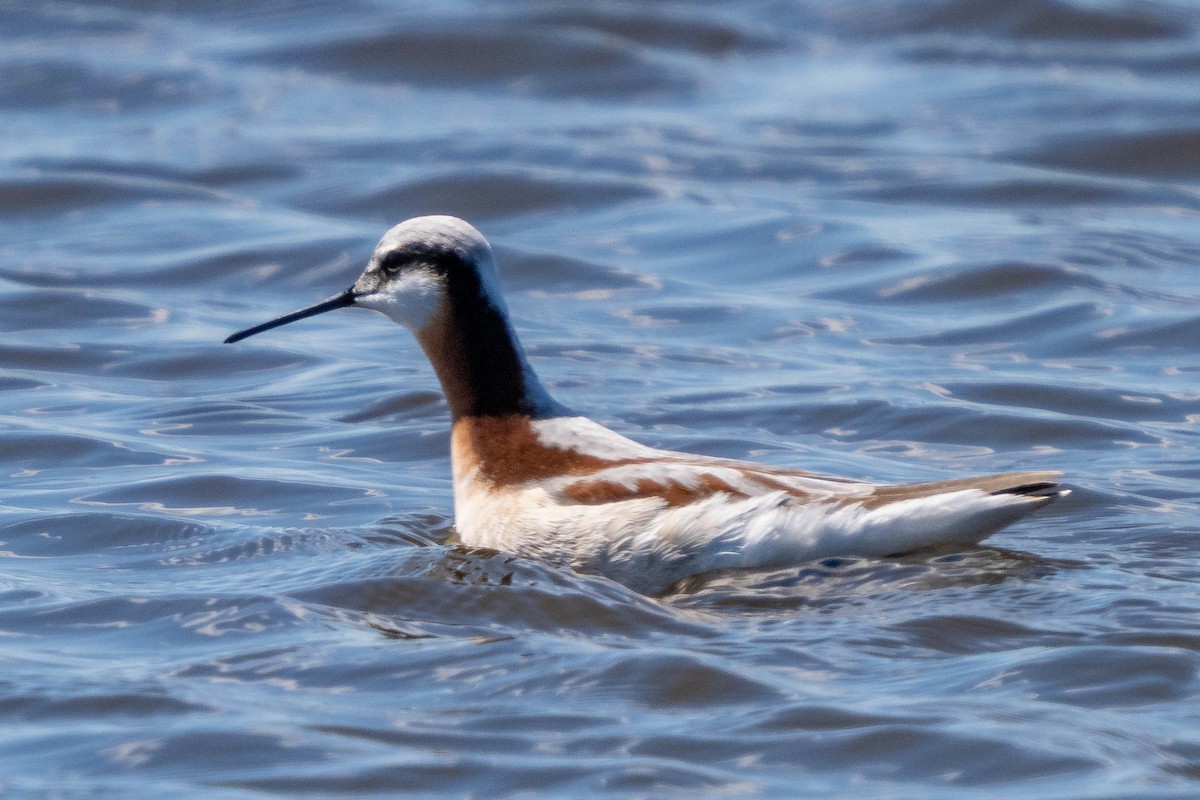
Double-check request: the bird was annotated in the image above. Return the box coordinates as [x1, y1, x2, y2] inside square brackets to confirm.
[225, 215, 1067, 594]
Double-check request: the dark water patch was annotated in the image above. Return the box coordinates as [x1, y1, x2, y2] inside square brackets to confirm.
[220, 757, 608, 798]
[1081, 313, 1200, 355]
[253, 22, 699, 99]
[1162, 740, 1200, 780]
[0, 4, 139, 40]
[499, 248, 660, 296]
[0, 593, 312, 643]
[294, 545, 711, 640]
[365, 509, 451, 549]
[201, 239, 365, 291]
[625, 388, 828, 447]
[944, 381, 1200, 425]
[99, 727, 336, 778]
[167, 636, 432, 691]
[816, 241, 917, 271]
[116, 351, 353, 393]
[789, 391, 1149, 450]
[336, 390, 444, 424]
[622, 300, 749, 328]
[132, 399, 315, 438]
[399, 120, 880, 186]
[90, 0, 370, 18]
[753, 317, 854, 346]
[306, 714, 618, 762]
[656, 346, 758, 368]
[73, 473, 378, 519]
[207, 366, 417, 421]
[528, 340, 649, 362]
[314, 425, 452, 465]
[853, 0, 1187, 42]
[1099, 630, 1200, 653]
[0, 376, 51, 391]
[593, 762, 758, 796]
[624, 728, 1096, 787]
[0, 687, 210, 721]
[899, 37, 1200, 75]
[805, 723, 1100, 784]
[869, 300, 1107, 352]
[301, 168, 657, 224]
[155, 527, 352, 568]
[652, 143, 878, 185]
[560, 649, 786, 708]
[0, 61, 216, 112]
[1019, 129, 1200, 178]
[1055, 228, 1200, 277]
[884, 613, 1075, 655]
[149, 349, 327, 386]
[0, 289, 161, 332]
[529, 6, 782, 56]
[637, 213, 839, 284]
[603, 689, 1101, 786]
[0, 513, 212, 557]
[0, 170, 243, 219]
[0, 431, 174, 470]
[735, 702, 913, 733]
[5, 237, 364, 293]
[3, 220, 362, 299]
[17, 156, 304, 190]
[829, 260, 1105, 304]
[667, 549, 1073, 613]
[751, 116, 901, 142]
[989, 645, 1199, 707]
[860, 175, 1135, 207]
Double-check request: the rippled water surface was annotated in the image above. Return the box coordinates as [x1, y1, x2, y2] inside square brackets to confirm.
[3, 1, 1200, 796]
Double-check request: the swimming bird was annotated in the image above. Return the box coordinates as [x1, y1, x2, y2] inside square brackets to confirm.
[225, 216, 1067, 594]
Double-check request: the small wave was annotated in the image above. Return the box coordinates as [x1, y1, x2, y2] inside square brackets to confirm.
[859, 0, 1185, 42]
[250, 23, 701, 99]
[299, 167, 658, 224]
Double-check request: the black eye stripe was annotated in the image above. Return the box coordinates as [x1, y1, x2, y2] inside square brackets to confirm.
[376, 247, 465, 279]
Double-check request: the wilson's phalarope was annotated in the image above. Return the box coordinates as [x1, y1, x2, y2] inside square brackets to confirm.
[226, 216, 1067, 594]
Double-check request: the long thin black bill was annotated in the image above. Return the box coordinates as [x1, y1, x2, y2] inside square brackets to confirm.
[224, 287, 357, 344]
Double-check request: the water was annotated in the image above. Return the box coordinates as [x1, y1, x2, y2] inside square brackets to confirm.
[2, 0, 1199, 796]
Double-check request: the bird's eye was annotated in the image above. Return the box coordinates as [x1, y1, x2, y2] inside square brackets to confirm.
[378, 252, 406, 274]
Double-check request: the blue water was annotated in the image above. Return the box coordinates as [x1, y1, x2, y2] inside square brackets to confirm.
[2, 0, 1200, 796]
